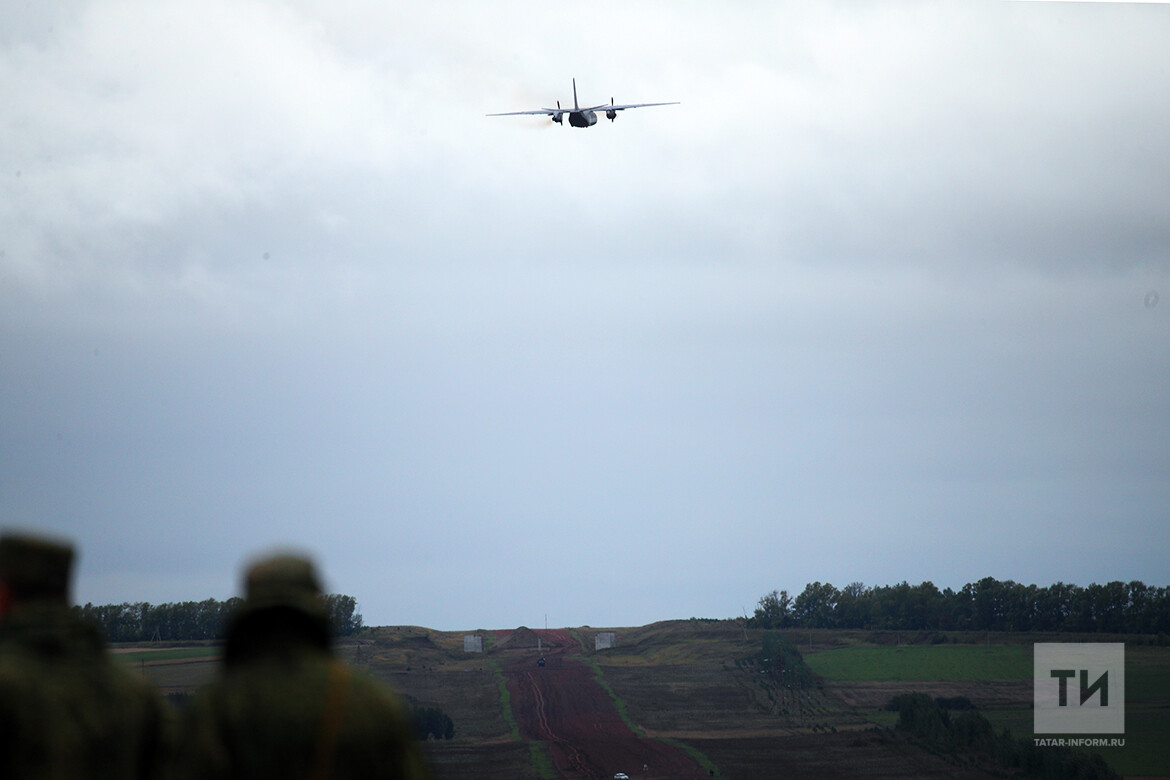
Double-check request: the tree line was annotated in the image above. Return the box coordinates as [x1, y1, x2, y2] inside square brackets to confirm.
[748, 577, 1170, 634]
[74, 594, 364, 642]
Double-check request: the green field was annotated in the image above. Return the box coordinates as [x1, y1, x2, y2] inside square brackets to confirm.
[113, 645, 222, 666]
[805, 644, 1031, 681]
[806, 641, 1170, 777]
[1125, 645, 1170, 702]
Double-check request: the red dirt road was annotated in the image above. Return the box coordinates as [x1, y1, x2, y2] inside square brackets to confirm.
[502, 630, 707, 780]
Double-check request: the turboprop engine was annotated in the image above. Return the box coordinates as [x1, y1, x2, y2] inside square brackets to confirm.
[606, 98, 617, 121]
[551, 100, 563, 124]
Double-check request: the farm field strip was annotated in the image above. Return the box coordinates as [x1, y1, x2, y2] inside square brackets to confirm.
[805, 644, 1031, 681]
[113, 645, 222, 665]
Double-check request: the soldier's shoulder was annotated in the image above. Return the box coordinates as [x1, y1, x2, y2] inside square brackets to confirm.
[0, 650, 39, 696]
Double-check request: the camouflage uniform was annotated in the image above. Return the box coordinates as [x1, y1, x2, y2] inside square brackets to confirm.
[0, 533, 169, 780]
[175, 555, 429, 780]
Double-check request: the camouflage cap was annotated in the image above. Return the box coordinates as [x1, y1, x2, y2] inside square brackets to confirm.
[0, 532, 74, 602]
[241, 554, 327, 620]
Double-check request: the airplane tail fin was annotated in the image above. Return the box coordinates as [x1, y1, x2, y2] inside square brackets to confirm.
[572, 78, 578, 110]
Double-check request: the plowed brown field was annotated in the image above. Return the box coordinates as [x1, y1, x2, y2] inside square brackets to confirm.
[501, 629, 706, 780]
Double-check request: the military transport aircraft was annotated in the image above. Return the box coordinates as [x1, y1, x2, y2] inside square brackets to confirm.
[487, 79, 678, 128]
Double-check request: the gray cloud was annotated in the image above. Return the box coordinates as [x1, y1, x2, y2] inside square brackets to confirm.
[2, 1, 1168, 629]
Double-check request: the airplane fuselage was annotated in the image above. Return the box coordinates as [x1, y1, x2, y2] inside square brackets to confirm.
[558, 107, 620, 127]
[568, 110, 597, 128]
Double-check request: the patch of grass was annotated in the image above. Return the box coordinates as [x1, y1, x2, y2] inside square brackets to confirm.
[662, 736, 720, 777]
[487, 658, 521, 741]
[581, 656, 723, 776]
[604, 639, 741, 666]
[805, 645, 1031, 681]
[566, 628, 589, 655]
[979, 708, 1034, 737]
[114, 646, 222, 665]
[527, 740, 557, 780]
[578, 622, 750, 667]
[1126, 645, 1170, 702]
[996, 703, 1169, 778]
[865, 710, 899, 727]
[1096, 702, 1170, 777]
[578, 656, 645, 737]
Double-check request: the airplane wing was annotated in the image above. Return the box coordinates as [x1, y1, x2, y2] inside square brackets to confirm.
[486, 108, 563, 116]
[585, 101, 680, 112]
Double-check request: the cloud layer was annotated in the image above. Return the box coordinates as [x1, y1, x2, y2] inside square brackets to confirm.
[3, 1, 1168, 629]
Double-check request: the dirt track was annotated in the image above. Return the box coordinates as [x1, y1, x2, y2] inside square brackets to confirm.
[502, 630, 707, 780]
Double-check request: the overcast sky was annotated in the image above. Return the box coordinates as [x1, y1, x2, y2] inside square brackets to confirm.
[3, 1, 1168, 631]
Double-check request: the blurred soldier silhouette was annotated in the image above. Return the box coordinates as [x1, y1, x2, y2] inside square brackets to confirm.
[176, 553, 428, 779]
[0, 531, 168, 779]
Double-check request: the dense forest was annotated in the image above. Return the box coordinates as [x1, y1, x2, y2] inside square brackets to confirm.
[749, 578, 1170, 634]
[74, 594, 364, 642]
